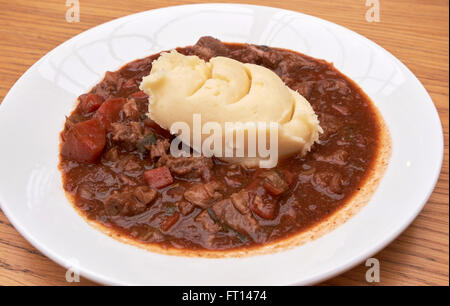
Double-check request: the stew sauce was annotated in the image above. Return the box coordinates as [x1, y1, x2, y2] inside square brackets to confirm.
[59, 37, 380, 251]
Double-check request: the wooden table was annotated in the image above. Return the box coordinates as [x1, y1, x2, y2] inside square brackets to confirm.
[0, 0, 448, 286]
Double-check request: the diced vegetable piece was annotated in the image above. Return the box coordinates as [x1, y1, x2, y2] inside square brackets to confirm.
[211, 199, 259, 239]
[134, 186, 157, 205]
[123, 79, 136, 89]
[130, 91, 148, 102]
[61, 118, 106, 163]
[177, 201, 194, 216]
[144, 166, 174, 189]
[93, 97, 127, 129]
[78, 93, 104, 114]
[263, 181, 285, 196]
[260, 170, 289, 196]
[120, 78, 138, 95]
[230, 190, 251, 215]
[160, 212, 180, 232]
[122, 99, 140, 119]
[251, 195, 278, 220]
[104, 71, 119, 85]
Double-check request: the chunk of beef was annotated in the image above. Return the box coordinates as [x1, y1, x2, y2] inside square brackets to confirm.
[191, 36, 230, 60]
[259, 170, 289, 196]
[133, 186, 157, 205]
[118, 173, 137, 186]
[184, 181, 225, 209]
[104, 71, 120, 87]
[150, 139, 170, 160]
[177, 201, 195, 216]
[117, 155, 142, 173]
[122, 99, 140, 120]
[279, 56, 318, 76]
[120, 57, 153, 78]
[111, 121, 144, 148]
[77, 184, 94, 200]
[223, 164, 246, 188]
[226, 164, 244, 176]
[312, 171, 345, 198]
[144, 118, 172, 139]
[195, 210, 221, 233]
[136, 133, 157, 153]
[278, 56, 319, 89]
[230, 185, 279, 220]
[184, 184, 210, 208]
[231, 44, 283, 69]
[157, 155, 213, 180]
[224, 176, 243, 188]
[251, 195, 278, 220]
[102, 147, 120, 162]
[77, 93, 104, 114]
[316, 79, 351, 96]
[314, 149, 349, 166]
[119, 78, 139, 96]
[204, 180, 226, 198]
[230, 190, 251, 215]
[230, 47, 259, 64]
[104, 186, 156, 216]
[211, 199, 261, 241]
[165, 185, 185, 202]
[91, 71, 122, 100]
[291, 81, 315, 100]
[130, 91, 149, 104]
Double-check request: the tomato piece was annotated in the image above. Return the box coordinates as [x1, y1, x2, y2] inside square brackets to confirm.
[78, 93, 104, 114]
[61, 118, 106, 163]
[93, 97, 127, 129]
[144, 166, 174, 189]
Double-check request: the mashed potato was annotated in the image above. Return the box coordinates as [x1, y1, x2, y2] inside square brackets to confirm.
[140, 50, 322, 167]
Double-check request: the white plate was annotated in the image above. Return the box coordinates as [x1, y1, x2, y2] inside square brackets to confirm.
[0, 4, 443, 285]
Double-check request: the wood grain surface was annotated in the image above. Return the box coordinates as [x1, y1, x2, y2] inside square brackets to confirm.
[0, 0, 448, 286]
